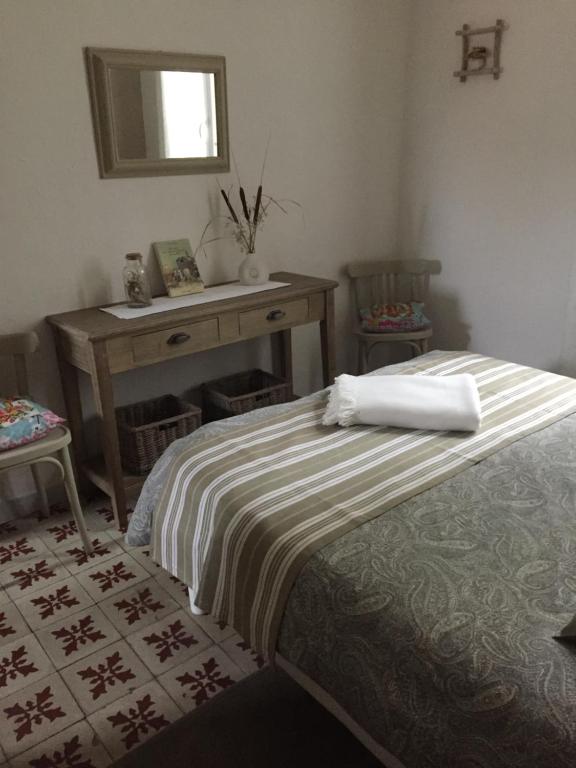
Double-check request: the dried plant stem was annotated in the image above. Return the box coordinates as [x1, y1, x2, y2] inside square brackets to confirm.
[220, 189, 239, 224]
[253, 185, 262, 225]
[239, 187, 251, 221]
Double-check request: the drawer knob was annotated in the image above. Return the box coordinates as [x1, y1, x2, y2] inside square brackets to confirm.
[167, 332, 191, 345]
[266, 309, 286, 321]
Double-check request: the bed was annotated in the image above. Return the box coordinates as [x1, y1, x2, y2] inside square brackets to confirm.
[126, 351, 576, 768]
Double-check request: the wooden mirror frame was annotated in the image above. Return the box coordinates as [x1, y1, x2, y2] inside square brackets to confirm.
[85, 47, 230, 179]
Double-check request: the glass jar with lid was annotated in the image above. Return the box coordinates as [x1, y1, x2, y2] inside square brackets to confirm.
[123, 252, 152, 308]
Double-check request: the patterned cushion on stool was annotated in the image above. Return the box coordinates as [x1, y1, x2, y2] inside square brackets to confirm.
[0, 397, 64, 451]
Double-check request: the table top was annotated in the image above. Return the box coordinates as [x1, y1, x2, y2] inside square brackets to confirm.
[46, 272, 338, 341]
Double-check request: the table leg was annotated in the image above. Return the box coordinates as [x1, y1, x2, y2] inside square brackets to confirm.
[89, 341, 128, 530]
[52, 330, 89, 495]
[272, 329, 293, 397]
[320, 289, 336, 386]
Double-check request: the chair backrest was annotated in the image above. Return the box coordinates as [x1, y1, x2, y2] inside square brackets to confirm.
[347, 259, 441, 313]
[0, 333, 39, 397]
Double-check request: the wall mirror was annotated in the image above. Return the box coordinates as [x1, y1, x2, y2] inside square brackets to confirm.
[85, 47, 229, 178]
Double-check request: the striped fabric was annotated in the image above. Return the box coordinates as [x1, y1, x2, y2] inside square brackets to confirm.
[151, 352, 576, 657]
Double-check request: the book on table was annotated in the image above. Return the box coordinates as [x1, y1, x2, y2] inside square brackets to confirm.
[154, 238, 204, 298]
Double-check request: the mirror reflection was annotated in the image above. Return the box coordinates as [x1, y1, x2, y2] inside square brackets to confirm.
[85, 48, 229, 178]
[110, 69, 218, 160]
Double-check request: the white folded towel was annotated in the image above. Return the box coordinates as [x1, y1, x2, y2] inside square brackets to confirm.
[323, 373, 481, 432]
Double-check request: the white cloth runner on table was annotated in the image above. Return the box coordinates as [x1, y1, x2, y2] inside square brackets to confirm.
[323, 373, 481, 431]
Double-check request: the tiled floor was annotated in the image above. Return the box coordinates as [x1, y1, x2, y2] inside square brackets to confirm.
[0, 504, 264, 767]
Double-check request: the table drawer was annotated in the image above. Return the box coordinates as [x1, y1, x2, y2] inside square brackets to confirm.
[239, 299, 309, 338]
[132, 319, 219, 364]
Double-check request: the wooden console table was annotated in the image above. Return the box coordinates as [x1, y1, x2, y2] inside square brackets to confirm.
[47, 272, 338, 530]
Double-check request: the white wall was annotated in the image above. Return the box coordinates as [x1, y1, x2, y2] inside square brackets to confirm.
[0, 0, 411, 508]
[400, 0, 576, 372]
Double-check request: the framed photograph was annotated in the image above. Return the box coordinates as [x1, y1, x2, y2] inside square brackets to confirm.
[154, 238, 204, 298]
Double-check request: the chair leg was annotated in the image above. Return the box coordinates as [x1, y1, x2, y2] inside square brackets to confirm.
[31, 464, 50, 519]
[358, 341, 369, 375]
[357, 340, 364, 375]
[408, 341, 423, 358]
[60, 445, 93, 554]
[421, 338, 429, 354]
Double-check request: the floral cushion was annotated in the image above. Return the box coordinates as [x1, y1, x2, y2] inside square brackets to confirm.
[0, 398, 65, 451]
[359, 301, 431, 333]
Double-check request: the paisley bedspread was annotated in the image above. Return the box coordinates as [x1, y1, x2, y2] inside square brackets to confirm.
[277, 411, 576, 768]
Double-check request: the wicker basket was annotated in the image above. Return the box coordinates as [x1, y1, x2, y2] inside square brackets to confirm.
[202, 369, 291, 417]
[116, 395, 201, 475]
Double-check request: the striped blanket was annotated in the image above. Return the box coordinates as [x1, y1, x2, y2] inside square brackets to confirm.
[151, 352, 576, 656]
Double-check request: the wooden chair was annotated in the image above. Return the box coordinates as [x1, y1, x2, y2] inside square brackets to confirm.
[347, 259, 441, 373]
[0, 333, 92, 553]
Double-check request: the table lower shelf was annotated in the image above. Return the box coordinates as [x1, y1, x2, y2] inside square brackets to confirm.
[83, 394, 303, 509]
[83, 456, 147, 497]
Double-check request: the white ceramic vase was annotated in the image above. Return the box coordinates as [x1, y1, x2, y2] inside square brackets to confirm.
[238, 252, 269, 285]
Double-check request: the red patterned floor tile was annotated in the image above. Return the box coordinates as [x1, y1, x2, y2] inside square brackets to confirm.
[187, 609, 237, 644]
[76, 556, 148, 602]
[220, 633, 267, 674]
[154, 570, 193, 608]
[61, 640, 152, 715]
[0, 536, 49, 574]
[0, 520, 23, 537]
[83, 506, 132, 542]
[83, 507, 116, 532]
[54, 533, 123, 576]
[0, 603, 30, 648]
[119, 545, 162, 576]
[0, 673, 83, 758]
[158, 645, 244, 713]
[0, 634, 54, 699]
[15, 578, 94, 630]
[0, 518, 34, 541]
[0, 556, 70, 600]
[8, 719, 111, 768]
[98, 578, 180, 636]
[126, 609, 211, 676]
[88, 681, 180, 759]
[37, 606, 121, 670]
[35, 518, 83, 551]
